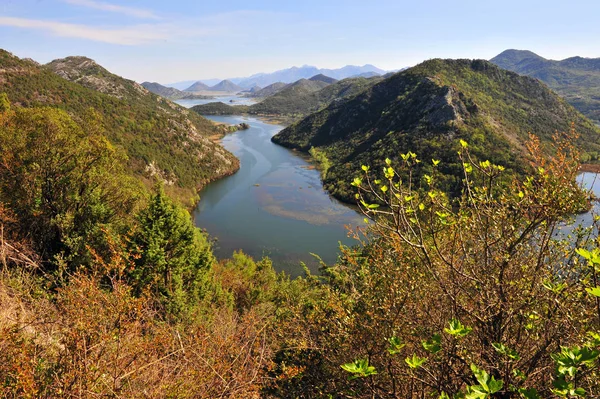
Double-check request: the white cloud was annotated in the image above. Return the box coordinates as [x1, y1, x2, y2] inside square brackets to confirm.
[0, 16, 170, 45]
[62, 0, 160, 20]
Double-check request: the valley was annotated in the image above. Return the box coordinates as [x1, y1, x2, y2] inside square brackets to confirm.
[3, 9, 600, 392]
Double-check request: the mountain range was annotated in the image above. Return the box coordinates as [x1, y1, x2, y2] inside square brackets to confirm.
[141, 81, 213, 100]
[491, 49, 600, 122]
[191, 74, 382, 121]
[272, 59, 600, 202]
[166, 64, 387, 90]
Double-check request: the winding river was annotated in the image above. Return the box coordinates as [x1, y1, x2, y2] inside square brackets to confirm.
[178, 97, 600, 276]
[177, 98, 363, 276]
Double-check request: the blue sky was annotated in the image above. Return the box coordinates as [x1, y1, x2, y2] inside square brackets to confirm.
[1, 0, 599, 83]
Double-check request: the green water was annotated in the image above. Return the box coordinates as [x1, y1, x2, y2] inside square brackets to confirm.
[192, 115, 363, 276]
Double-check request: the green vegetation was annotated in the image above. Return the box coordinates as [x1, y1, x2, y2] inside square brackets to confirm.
[3, 50, 600, 398]
[273, 59, 600, 202]
[191, 101, 249, 115]
[491, 49, 600, 123]
[308, 146, 331, 178]
[0, 50, 238, 206]
[266, 135, 600, 397]
[0, 99, 143, 268]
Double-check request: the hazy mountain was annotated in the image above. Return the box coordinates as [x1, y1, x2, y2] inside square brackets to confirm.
[248, 82, 287, 98]
[351, 71, 381, 78]
[491, 49, 600, 122]
[309, 74, 338, 84]
[141, 82, 213, 100]
[236, 64, 386, 88]
[1, 51, 238, 203]
[272, 59, 600, 202]
[184, 81, 211, 92]
[210, 80, 243, 92]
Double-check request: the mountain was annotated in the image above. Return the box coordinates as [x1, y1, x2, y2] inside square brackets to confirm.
[491, 49, 600, 122]
[210, 80, 243, 92]
[237, 64, 386, 88]
[141, 82, 213, 100]
[272, 59, 600, 202]
[351, 71, 381, 78]
[0, 51, 238, 206]
[247, 76, 377, 117]
[309, 74, 338, 84]
[184, 81, 211, 92]
[248, 82, 287, 98]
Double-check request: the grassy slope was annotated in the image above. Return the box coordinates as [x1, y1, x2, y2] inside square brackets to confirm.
[0, 50, 238, 204]
[491, 50, 600, 123]
[273, 59, 600, 202]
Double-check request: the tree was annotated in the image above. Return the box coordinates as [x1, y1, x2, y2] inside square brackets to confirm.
[129, 186, 215, 318]
[271, 131, 600, 397]
[0, 99, 142, 270]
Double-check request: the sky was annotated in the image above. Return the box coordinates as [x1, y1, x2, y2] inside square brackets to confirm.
[1, 0, 599, 83]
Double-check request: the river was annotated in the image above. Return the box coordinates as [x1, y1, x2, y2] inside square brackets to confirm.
[177, 97, 600, 276]
[177, 98, 363, 276]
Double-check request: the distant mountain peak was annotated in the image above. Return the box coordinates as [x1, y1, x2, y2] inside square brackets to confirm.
[184, 81, 211, 92]
[210, 79, 243, 92]
[45, 55, 147, 98]
[309, 74, 338, 84]
[491, 49, 600, 122]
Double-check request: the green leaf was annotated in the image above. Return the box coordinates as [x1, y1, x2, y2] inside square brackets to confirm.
[340, 358, 377, 380]
[422, 333, 442, 353]
[492, 342, 520, 361]
[518, 388, 540, 399]
[361, 165, 370, 172]
[444, 319, 472, 338]
[387, 336, 405, 355]
[585, 286, 600, 297]
[405, 354, 427, 369]
[385, 158, 392, 165]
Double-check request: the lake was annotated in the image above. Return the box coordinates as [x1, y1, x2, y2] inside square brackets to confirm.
[176, 95, 257, 108]
[176, 100, 363, 276]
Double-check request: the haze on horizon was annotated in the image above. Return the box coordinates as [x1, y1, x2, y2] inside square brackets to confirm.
[1, 0, 599, 84]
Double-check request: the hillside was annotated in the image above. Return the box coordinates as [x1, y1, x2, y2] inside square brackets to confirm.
[184, 81, 211, 92]
[210, 80, 242, 92]
[191, 102, 248, 115]
[491, 49, 600, 122]
[272, 58, 600, 202]
[141, 81, 213, 100]
[309, 74, 338, 84]
[247, 82, 287, 98]
[1, 50, 238, 205]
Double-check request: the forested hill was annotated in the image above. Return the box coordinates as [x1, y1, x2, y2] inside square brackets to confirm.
[273, 58, 600, 202]
[491, 49, 600, 122]
[0, 50, 238, 205]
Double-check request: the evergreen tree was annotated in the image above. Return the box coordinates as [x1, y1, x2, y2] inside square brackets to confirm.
[130, 186, 215, 317]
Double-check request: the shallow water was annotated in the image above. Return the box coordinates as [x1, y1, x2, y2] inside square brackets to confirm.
[176, 95, 257, 108]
